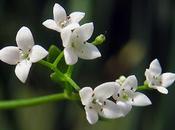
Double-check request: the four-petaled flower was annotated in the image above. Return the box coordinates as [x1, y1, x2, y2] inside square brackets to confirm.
[79, 82, 125, 124]
[113, 75, 152, 115]
[61, 22, 101, 65]
[0, 27, 48, 83]
[145, 59, 175, 94]
[43, 3, 85, 32]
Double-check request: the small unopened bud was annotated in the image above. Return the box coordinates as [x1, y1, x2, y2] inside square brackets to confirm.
[116, 75, 126, 85]
[144, 80, 148, 86]
[119, 76, 126, 82]
[92, 34, 106, 45]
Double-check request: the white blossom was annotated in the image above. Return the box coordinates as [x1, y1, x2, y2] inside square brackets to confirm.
[61, 22, 101, 65]
[43, 3, 85, 32]
[113, 75, 152, 115]
[79, 82, 125, 124]
[0, 27, 48, 83]
[145, 59, 175, 94]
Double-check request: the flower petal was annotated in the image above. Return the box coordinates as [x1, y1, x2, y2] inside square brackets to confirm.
[29, 45, 48, 63]
[53, 3, 66, 23]
[63, 23, 79, 31]
[112, 82, 121, 100]
[16, 26, 34, 51]
[145, 69, 153, 84]
[69, 12, 85, 23]
[76, 43, 101, 60]
[61, 28, 72, 47]
[64, 47, 78, 65]
[15, 60, 32, 83]
[0, 46, 20, 65]
[100, 100, 124, 119]
[149, 59, 162, 76]
[161, 73, 175, 87]
[85, 106, 98, 124]
[131, 92, 152, 106]
[94, 82, 116, 99]
[79, 87, 93, 105]
[61, 23, 80, 47]
[123, 75, 138, 91]
[156, 87, 168, 94]
[79, 22, 94, 41]
[117, 101, 132, 116]
[42, 19, 61, 32]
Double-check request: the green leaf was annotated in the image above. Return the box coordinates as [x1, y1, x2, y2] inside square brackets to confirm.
[47, 45, 61, 63]
[47, 45, 68, 73]
[57, 57, 68, 73]
[50, 73, 74, 93]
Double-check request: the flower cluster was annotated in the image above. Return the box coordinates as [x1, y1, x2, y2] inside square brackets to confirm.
[0, 3, 174, 126]
[79, 59, 175, 124]
[0, 3, 101, 82]
[79, 75, 151, 124]
[43, 3, 101, 65]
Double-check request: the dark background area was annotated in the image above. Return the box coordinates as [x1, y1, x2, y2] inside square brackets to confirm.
[0, 0, 175, 130]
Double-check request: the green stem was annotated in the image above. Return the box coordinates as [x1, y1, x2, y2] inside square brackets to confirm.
[0, 52, 80, 109]
[65, 92, 80, 100]
[52, 67, 80, 91]
[53, 51, 64, 67]
[66, 65, 74, 77]
[137, 85, 152, 91]
[0, 93, 80, 109]
[39, 60, 80, 91]
[39, 60, 53, 69]
[64, 75, 80, 91]
[0, 93, 65, 109]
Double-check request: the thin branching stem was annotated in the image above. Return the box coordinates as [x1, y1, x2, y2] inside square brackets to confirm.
[0, 93, 79, 109]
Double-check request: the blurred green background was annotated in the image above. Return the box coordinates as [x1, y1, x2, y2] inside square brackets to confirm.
[0, 0, 175, 130]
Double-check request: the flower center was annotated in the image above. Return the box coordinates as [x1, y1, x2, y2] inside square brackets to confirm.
[119, 90, 129, 101]
[89, 98, 106, 112]
[19, 50, 30, 60]
[151, 76, 162, 86]
[116, 88, 134, 102]
[59, 16, 71, 28]
[92, 99, 103, 106]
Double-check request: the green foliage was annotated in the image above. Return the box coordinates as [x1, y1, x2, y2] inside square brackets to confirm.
[47, 45, 61, 63]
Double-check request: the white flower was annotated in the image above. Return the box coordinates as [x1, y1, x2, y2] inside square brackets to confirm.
[113, 75, 152, 115]
[79, 82, 125, 124]
[145, 59, 175, 94]
[61, 22, 101, 65]
[43, 3, 85, 32]
[0, 27, 48, 83]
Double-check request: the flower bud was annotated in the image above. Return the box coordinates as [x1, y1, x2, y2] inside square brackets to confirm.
[93, 34, 106, 45]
